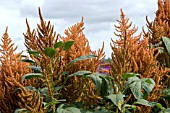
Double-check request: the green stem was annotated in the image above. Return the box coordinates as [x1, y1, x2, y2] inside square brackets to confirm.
[121, 30, 127, 90]
[50, 59, 54, 86]
[43, 59, 55, 112]
[116, 107, 119, 113]
[49, 59, 56, 112]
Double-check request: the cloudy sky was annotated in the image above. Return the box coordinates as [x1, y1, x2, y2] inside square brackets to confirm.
[0, 0, 158, 58]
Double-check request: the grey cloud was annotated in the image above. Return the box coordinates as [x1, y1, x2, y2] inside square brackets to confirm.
[20, 7, 38, 17]
[19, 0, 157, 25]
[19, 0, 120, 23]
[19, 0, 40, 18]
[85, 22, 111, 33]
[41, 3, 117, 23]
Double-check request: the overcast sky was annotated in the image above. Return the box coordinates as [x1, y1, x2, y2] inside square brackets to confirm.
[0, 0, 158, 58]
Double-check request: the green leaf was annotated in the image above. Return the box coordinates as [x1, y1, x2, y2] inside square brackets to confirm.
[69, 70, 91, 77]
[135, 99, 151, 106]
[57, 104, 81, 113]
[107, 94, 125, 110]
[135, 99, 157, 107]
[64, 71, 92, 83]
[128, 77, 143, 99]
[156, 103, 164, 110]
[122, 73, 139, 79]
[145, 78, 154, 84]
[104, 76, 114, 94]
[54, 86, 63, 93]
[87, 73, 102, 93]
[100, 77, 109, 97]
[40, 87, 48, 96]
[127, 76, 139, 84]
[63, 41, 74, 50]
[44, 47, 57, 58]
[162, 36, 170, 55]
[100, 76, 114, 97]
[141, 78, 155, 94]
[162, 87, 170, 99]
[27, 50, 41, 58]
[21, 59, 35, 63]
[28, 66, 42, 73]
[123, 104, 132, 108]
[43, 102, 49, 109]
[131, 105, 137, 110]
[87, 74, 113, 97]
[127, 77, 155, 99]
[62, 71, 68, 75]
[54, 41, 64, 48]
[22, 73, 43, 82]
[68, 54, 97, 65]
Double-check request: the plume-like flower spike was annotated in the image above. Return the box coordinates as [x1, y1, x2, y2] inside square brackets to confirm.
[0, 27, 34, 112]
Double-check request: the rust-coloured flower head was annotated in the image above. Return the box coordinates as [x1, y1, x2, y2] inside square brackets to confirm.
[110, 9, 142, 82]
[59, 17, 105, 106]
[145, 0, 170, 44]
[0, 27, 34, 112]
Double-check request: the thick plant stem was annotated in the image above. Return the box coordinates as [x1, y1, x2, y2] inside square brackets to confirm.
[44, 58, 56, 112]
[49, 58, 56, 112]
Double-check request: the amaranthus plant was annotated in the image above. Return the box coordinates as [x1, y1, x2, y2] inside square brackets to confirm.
[12, 8, 105, 113]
